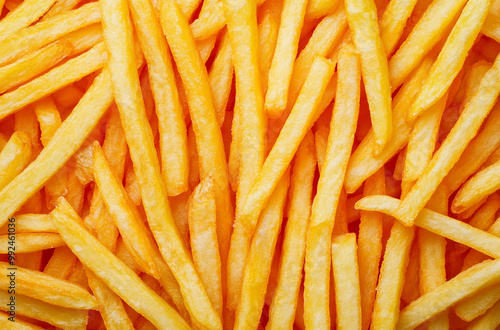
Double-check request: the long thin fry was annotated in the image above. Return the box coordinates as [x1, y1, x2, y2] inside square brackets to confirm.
[0, 132, 32, 191]
[469, 298, 500, 329]
[42, 0, 83, 20]
[304, 46, 360, 329]
[345, 0, 391, 152]
[0, 2, 101, 66]
[190, 1, 225, 41]
[305, 0, 338, 20]
[0, 233, 64, 253]
[258, 11, 279, 96]
[379, 0, 418, 56]
[0, 0, 57, 41]
[101, 0, 219, 327]
[0, 42, 107, 121]
[0, 214, 55, 234]
[267, 131, 316, 330]
[408, 0, 491, 120]
[395, 53, 500, 226]
[0, 311, 44, 329]
[50, 198, 191, 329]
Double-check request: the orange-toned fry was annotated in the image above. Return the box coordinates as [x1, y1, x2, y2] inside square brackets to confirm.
[397, 258, 500, 329]
[258, 11, 279, 95]
[188, 178, 223, 317]
[331, 233, 361, 330]
[468, 298, 500, 329]
[197, 35, 218, 64]
[403, 91, 448, 183]
[234, 169, 290, 329]
[33, 97, 61, 148]
[43, 246, 77, 279]
[394, 53, 500, 226]
[0, 233, 64, 253]
[0, 41, 74, 94]
[14, 107, 42, 157]
[0, 214, 55, 234]
[0, 290, 88, 329]
[0, 311, 44, 329]
[388, 0, 468, 90]
[408, 0, 491, 120]
[482, 11, 500, 43]
[0, 133, 8, 152]
[345, 0, 392, 152]
[267, 131, 316, 330]
[190, 1, 225, 40]
[42, 0, 83, 20]
[50, 198, 191, 329]
[0, 0, 57, 41]
[467, 193, 500, 230]
[264, 0, 308, 117]
[228, 57, 334, 312]
[0, 262, 97, 309]
[455, 285, 500, 322]
[305, 0, 338, 20]
[344, 56, 432, 193]
[393, 147, 406, 181]
[208, 30, 233, 126]
[357, 168, 385, 330]
[0, 2, 101, 66]
[304, 46, 360, 329]
[160, 0, 234, 301]
[379, 0, 418, 56]
[0, 132, 32, 191]
[0, 42, 107, 121]
[60, 23, 104, 55]
[129, 0, 189, 197]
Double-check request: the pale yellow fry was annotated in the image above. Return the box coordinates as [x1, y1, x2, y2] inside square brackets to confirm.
[356, 195, 500, 258]
[0, 42, 107, 121]
[388, 0, 468, 90]
[0, 214, 55, 234]
[468, 298, 500, 329]
[403, 91, 448, 183]
[188, 179, 223, 318]
[0, 311, 44, 329]
[345, 57, 432, 193]
[455, 285, 500, 322]
[0, 0, 56, 41]
[0, 69, 113, 228]
[50, 198, 191, 329]
[395, 53, 500, 226]
[267, 131, 316, 330]
[379, 0, 418, 56]
[345, 0, 392, 152]
[228, 57, 334, 312]
[0, 132, 32, 191]
[42, 0, 83, 20]
[264, 0, 308, 116]
[102, 0, 219, 327]
[452, 159, 500, 213]
[129, 0, 189, 197]
[190, 1, 225, 40]
[397, 258, 500, 329]
[305, 0, 339, 20]
[0, 262, 97, 309]
[0, 41, 74, 94]
[409, 0, 491, 120]
[482, 11, 500, 43]
[331, 233, 362, 330]
[0, 2, 100, 66]
[234, 169, 290, 330]
[304, 46, 360, 330]
[0, 233, 64, 253]
[0, 290, 88, 329]
[93, 143, 159, 278]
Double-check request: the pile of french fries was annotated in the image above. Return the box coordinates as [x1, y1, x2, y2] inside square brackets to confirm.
[0, 0, 499, 328]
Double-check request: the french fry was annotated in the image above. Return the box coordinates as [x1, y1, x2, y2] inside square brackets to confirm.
[394, 53, 500, 226]
[397, 258, 500, 329]
[43, 246, 77, 279]
[0, 262, 97, 309]
[0, 0, 57, 41]
[14, 107, 42, 157]
[258, 11, 279, 95]
[331, 233, 362, 330]
[0, 132, 32, 191]
[482, 11, 500, 43]
[228, 56, 334, 313]
[190, 1, 225, 41]
[345, 0, 392, 152]
[129, 0, 189, 197]
[0, 311, 44, 329]
[60, 23, 104, 55]
[408, 0, 491, 120]
[378, 0, 418, 56]
[467, 193, 500, 231]
[305, 0, 338, 20]
[0, 2, 101, 66]
[267, 131, 316, 330]
[468, 298, 500, 329]
[388, 0, 468, 90]
[188, 178, 223, 318]
[33, 97, 61, 148]
[50, 197, 191, 329]
[0, 290, 88, 329]
[0, 233, 64, 253]
[357, 168, 385, 330]
[41, 0, 83, 20]
[234, 168, 290, 329]
[0, 214, 55, 234]
[304, 46, 360, 329]
[102, 0, 220, 326]
[0, 42, 107, 121]
[264, 0, 308, 117]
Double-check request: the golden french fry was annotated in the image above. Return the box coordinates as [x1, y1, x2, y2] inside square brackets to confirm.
[394, 53, 500, 226]
[50, 197, 191, 329]
[304, 46, 360, 329]
[468, 298, 500, 329]
[305, 0, 339, 20]
[0, 2, 101, 66]
[41, 0, 83, 20]
[33, 97, 61, 148]
[268, 131, 316, 330]
[345, 0, 392, 152]
[234, 169, 290, 329]
[408, 0, 491, 120]
[482, 11, 500, 43]
[0, 233, 64, 253]
[0, 214, 55, 234]
[0, 311, 44, 329]
[43, 246, 77, 279]
[190, 1, 225, 41]
[388, 0, 468, 90]
[379, 0, 418, 56]
[258, 11, 279, 95]
[0, 132, 32, 191]
[467, 193, 500, 230]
